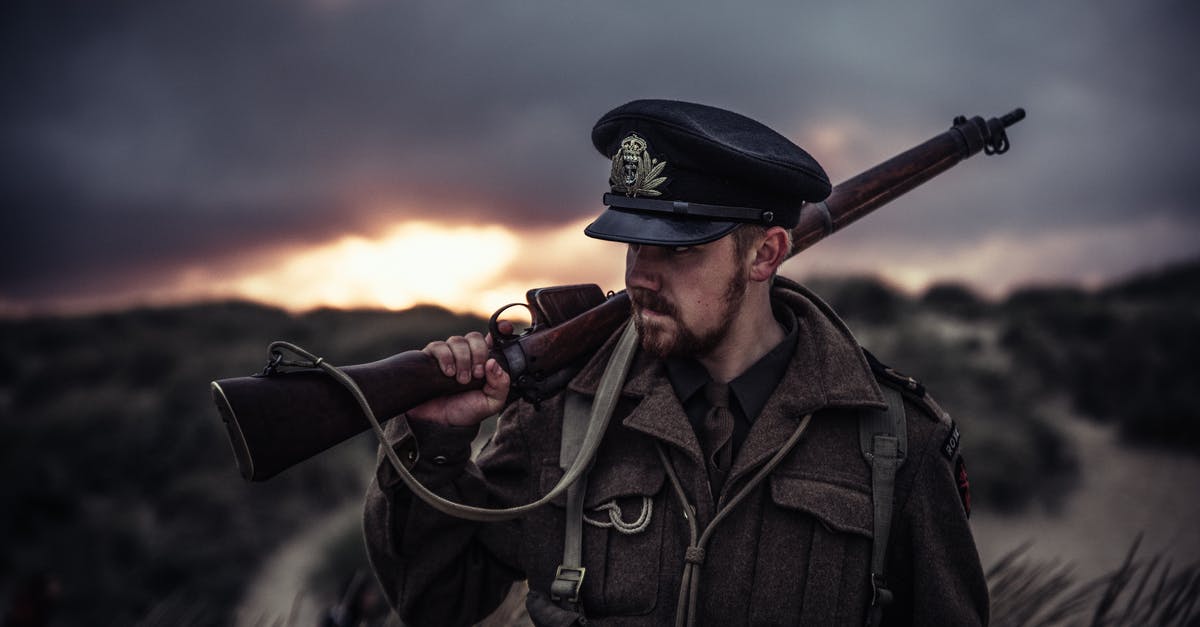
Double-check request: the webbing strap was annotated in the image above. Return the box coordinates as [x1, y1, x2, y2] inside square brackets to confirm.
[860, 385, 907, 627]
[550, 323, 641, 606]
[551, 393, 591, 604]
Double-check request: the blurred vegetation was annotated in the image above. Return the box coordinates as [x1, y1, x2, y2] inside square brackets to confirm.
[0, 302, 485, 625]
[999, 261, 1200, 451]
[1, 258, 1196, 623]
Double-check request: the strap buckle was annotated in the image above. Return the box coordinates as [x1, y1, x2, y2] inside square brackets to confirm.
[550, 565, 587, 603]
[869, 573, 893, 608]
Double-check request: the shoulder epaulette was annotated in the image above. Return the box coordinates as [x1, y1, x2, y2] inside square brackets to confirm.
[862, 349, 951, 424]
[863, 350, 970, 517]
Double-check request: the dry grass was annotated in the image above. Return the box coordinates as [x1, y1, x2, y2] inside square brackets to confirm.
[988, 535, 1200, 626]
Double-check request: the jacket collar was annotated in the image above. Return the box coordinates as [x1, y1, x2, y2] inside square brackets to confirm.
[568, 324, 703, 462]
[567, 277, 886, 471]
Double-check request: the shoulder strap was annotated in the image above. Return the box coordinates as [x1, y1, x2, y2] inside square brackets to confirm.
[550, 392, 591, 608]
[550, 323, 640, 610]
[860, 384, 907, 627]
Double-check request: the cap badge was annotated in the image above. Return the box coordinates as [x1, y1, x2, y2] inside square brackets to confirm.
[610, 134, 667, 197]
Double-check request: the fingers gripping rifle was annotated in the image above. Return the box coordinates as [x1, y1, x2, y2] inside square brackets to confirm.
[211, 108, 1025, 483]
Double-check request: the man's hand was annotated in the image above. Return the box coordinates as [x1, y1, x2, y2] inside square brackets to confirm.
[406, 323, 513, 427]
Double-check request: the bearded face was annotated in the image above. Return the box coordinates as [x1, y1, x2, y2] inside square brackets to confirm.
[627, 242, 748, 360]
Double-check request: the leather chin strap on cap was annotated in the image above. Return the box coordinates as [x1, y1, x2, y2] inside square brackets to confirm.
[603, 193, 798, 227]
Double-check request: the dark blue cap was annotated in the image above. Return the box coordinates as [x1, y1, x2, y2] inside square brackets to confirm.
[585, 99, 830, 246]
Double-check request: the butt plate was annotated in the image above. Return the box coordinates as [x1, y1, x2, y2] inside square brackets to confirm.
[211, 381, 256, 481]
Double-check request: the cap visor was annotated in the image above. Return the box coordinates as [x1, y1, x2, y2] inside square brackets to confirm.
[584, 208, 740, 246]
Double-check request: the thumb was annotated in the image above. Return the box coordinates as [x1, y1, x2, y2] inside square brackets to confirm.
[481, 358, 511, 410]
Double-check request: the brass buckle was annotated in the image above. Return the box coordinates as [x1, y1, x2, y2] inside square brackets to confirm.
[550, 565, 586, 603]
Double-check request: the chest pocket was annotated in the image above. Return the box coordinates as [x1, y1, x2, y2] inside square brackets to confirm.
[539, 457, 666, 617]
[750, 473, 875, 626]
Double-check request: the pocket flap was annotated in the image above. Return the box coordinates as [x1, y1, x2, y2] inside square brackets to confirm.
[584, 460, 664, 509]
[540, 458, 665, 509]
[769, 474, 873, 538]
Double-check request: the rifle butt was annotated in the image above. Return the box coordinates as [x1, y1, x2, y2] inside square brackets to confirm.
[211, 350, 482, 481]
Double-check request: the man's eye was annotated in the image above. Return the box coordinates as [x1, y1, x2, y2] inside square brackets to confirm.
[672, 246, 692, 253]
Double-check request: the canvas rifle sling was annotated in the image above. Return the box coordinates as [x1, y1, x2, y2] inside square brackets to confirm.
[271, 322, 639, 523]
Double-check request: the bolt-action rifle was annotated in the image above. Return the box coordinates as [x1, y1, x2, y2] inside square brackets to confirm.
[211, 108, 1026, 482]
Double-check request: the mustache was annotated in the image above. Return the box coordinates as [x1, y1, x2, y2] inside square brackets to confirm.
[628, 288, 677, 317]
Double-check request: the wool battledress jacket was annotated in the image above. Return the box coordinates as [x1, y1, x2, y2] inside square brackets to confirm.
[363, 278, 989, 626]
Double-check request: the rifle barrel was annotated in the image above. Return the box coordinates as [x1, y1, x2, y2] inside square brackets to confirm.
[790, 109, 1025, 256]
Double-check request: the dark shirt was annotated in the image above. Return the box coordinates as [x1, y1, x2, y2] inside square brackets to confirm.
[666, 304, 798, 457]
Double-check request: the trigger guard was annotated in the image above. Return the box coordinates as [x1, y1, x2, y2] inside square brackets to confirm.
[489, 302, 531, 343]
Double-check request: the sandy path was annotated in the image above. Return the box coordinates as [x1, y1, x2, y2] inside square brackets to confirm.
[971, 410, 1200, 578]
[234, 502, 363, 627]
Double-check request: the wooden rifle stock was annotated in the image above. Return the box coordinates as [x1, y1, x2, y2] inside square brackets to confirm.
[211, 108, 1025, 481]
[211, 288, 631, 481]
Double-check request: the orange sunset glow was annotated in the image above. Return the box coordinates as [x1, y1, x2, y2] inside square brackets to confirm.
[6, 210, 1195, 319]
[149, 218, 628, 316]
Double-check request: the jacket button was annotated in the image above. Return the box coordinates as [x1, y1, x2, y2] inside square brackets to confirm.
[432, 455, 449, 465]
[394, 440, 419, 470]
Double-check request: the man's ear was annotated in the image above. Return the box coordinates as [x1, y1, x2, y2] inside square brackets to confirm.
[748, 226, 790, 282]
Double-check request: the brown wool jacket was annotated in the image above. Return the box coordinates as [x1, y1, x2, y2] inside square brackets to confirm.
[363, 278, 989, 626]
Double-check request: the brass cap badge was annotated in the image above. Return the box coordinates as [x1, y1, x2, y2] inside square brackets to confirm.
[610, 134, 667, 197]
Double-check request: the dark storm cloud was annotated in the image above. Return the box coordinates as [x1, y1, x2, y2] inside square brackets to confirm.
[2, 0, 1198, 305]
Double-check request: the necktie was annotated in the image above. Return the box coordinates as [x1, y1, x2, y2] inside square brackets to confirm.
[701, 381, 734, 499]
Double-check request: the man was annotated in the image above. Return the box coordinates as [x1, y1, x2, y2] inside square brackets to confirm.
[364, 100, 989, 626]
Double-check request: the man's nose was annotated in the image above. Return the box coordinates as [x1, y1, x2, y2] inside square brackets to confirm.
[625, 244, 661, 291]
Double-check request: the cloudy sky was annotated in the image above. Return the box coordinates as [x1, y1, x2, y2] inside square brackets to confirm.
[2, 0, 1197, 315]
